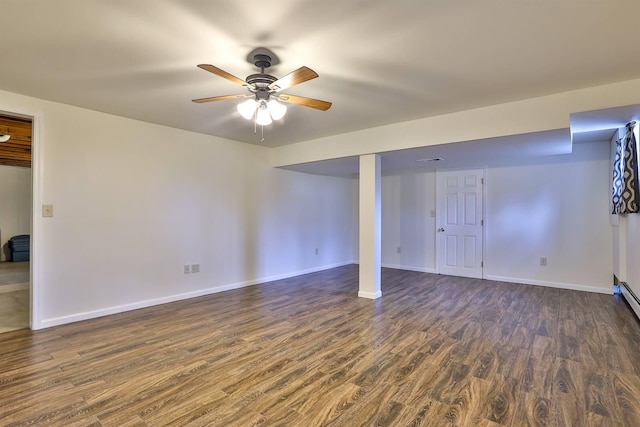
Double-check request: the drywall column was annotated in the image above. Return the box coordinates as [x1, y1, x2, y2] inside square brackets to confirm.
[358, 154, 382, 299]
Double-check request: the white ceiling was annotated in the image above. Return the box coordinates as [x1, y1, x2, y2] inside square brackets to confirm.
[1, 0, 640, 152]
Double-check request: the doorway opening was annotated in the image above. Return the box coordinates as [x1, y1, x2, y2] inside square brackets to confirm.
[0, 113, 32, 333]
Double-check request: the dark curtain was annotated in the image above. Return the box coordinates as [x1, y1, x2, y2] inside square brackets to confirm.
[612, 121, 639, 214]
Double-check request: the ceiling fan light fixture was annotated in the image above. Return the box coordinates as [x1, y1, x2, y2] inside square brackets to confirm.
[255, 103, 273, 126]
[0, 134, 9, 142]
[267, 100, 287, 120]
[237, 99, 257, 120]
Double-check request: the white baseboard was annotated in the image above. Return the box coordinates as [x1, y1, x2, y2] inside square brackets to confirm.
[246, 261, 354, 284]
[485, 274, 612, 295]
[40, 261, 354, 328]
[621, 284, 640, 320]
[381, 263, 436, 274]
[358, 290, 382, 299]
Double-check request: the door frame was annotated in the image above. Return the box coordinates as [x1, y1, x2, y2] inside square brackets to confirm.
[435, 167, 487, 279]
[0, 102, 43, 330]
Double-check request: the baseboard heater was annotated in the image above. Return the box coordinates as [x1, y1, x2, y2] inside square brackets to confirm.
[620, 281, 640, 321]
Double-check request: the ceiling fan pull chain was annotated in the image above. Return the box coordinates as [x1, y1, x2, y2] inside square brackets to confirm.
[261, 125, 265, 143]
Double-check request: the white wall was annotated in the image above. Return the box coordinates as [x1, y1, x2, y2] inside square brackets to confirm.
[0, 165, 31, 262]
[0, 89, 354, 328]
[381, 172, 436, 272]
[625, 214, 640, 296]
[351, 178, 359, 262]
[485, 141, 612, 291]
[377, 140, 612, 292]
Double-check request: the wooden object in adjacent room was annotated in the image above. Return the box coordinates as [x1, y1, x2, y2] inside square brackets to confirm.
[0, 114, 32, 168]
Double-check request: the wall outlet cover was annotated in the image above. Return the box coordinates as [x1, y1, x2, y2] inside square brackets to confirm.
[42, 204, 53, 217]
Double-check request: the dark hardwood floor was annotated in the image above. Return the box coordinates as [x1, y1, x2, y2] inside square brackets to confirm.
[2, 265, 640, 426]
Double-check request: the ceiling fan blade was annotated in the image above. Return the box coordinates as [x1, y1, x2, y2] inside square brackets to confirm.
[276, 94, 332, 111]
[268, 66, 318, 92]
[192, 94, 250, 103]
[197, 64, 248, 87]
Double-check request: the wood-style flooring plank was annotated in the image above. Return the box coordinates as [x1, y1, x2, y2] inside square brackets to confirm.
[512, 391, 552, 427]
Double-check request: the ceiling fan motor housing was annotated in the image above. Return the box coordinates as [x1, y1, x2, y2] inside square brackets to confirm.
[246, 73, 277, 101]
[246, 51, 278, 99]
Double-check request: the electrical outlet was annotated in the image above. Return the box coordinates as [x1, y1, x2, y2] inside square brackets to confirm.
[191, 264, 200, 273]
[397, 246, 402, 254]
[315, 248, 319, 255]
[184, 265, 190, 274]
[540, 257, 547, 267]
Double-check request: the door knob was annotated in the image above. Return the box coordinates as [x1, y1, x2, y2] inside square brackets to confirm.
[437, 227, 445, 232]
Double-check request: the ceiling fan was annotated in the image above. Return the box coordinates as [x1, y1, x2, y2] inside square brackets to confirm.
[192, 47, 332, 126]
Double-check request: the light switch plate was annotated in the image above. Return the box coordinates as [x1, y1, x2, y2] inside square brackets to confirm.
[42, 204, 53, 217]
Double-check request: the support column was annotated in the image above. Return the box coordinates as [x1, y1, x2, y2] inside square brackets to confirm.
[358, 154, 382, 299]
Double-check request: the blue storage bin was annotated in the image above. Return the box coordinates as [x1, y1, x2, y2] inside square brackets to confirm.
[8, 234, 30, 262]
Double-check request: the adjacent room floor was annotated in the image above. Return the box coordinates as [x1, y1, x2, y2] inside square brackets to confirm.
[0, 261, 29, 333]
[0, 261, 29, 286]
[0, 283, 29, 333]
[1, 265, 639, 426]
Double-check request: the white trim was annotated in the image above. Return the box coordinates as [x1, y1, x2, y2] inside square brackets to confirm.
[481, 168, 487, 280]
[358, 290, 382, 299]
[39, 261, 354, 328]
[31, 112, 43, 329]
[0, 103, 44, 330]
[621, 284, 640, 320]
[381, 263, 436, 274]
[485, 274, 612, 295]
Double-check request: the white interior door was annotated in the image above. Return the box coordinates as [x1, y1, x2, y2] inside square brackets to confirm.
[436, 169, 484, 278]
